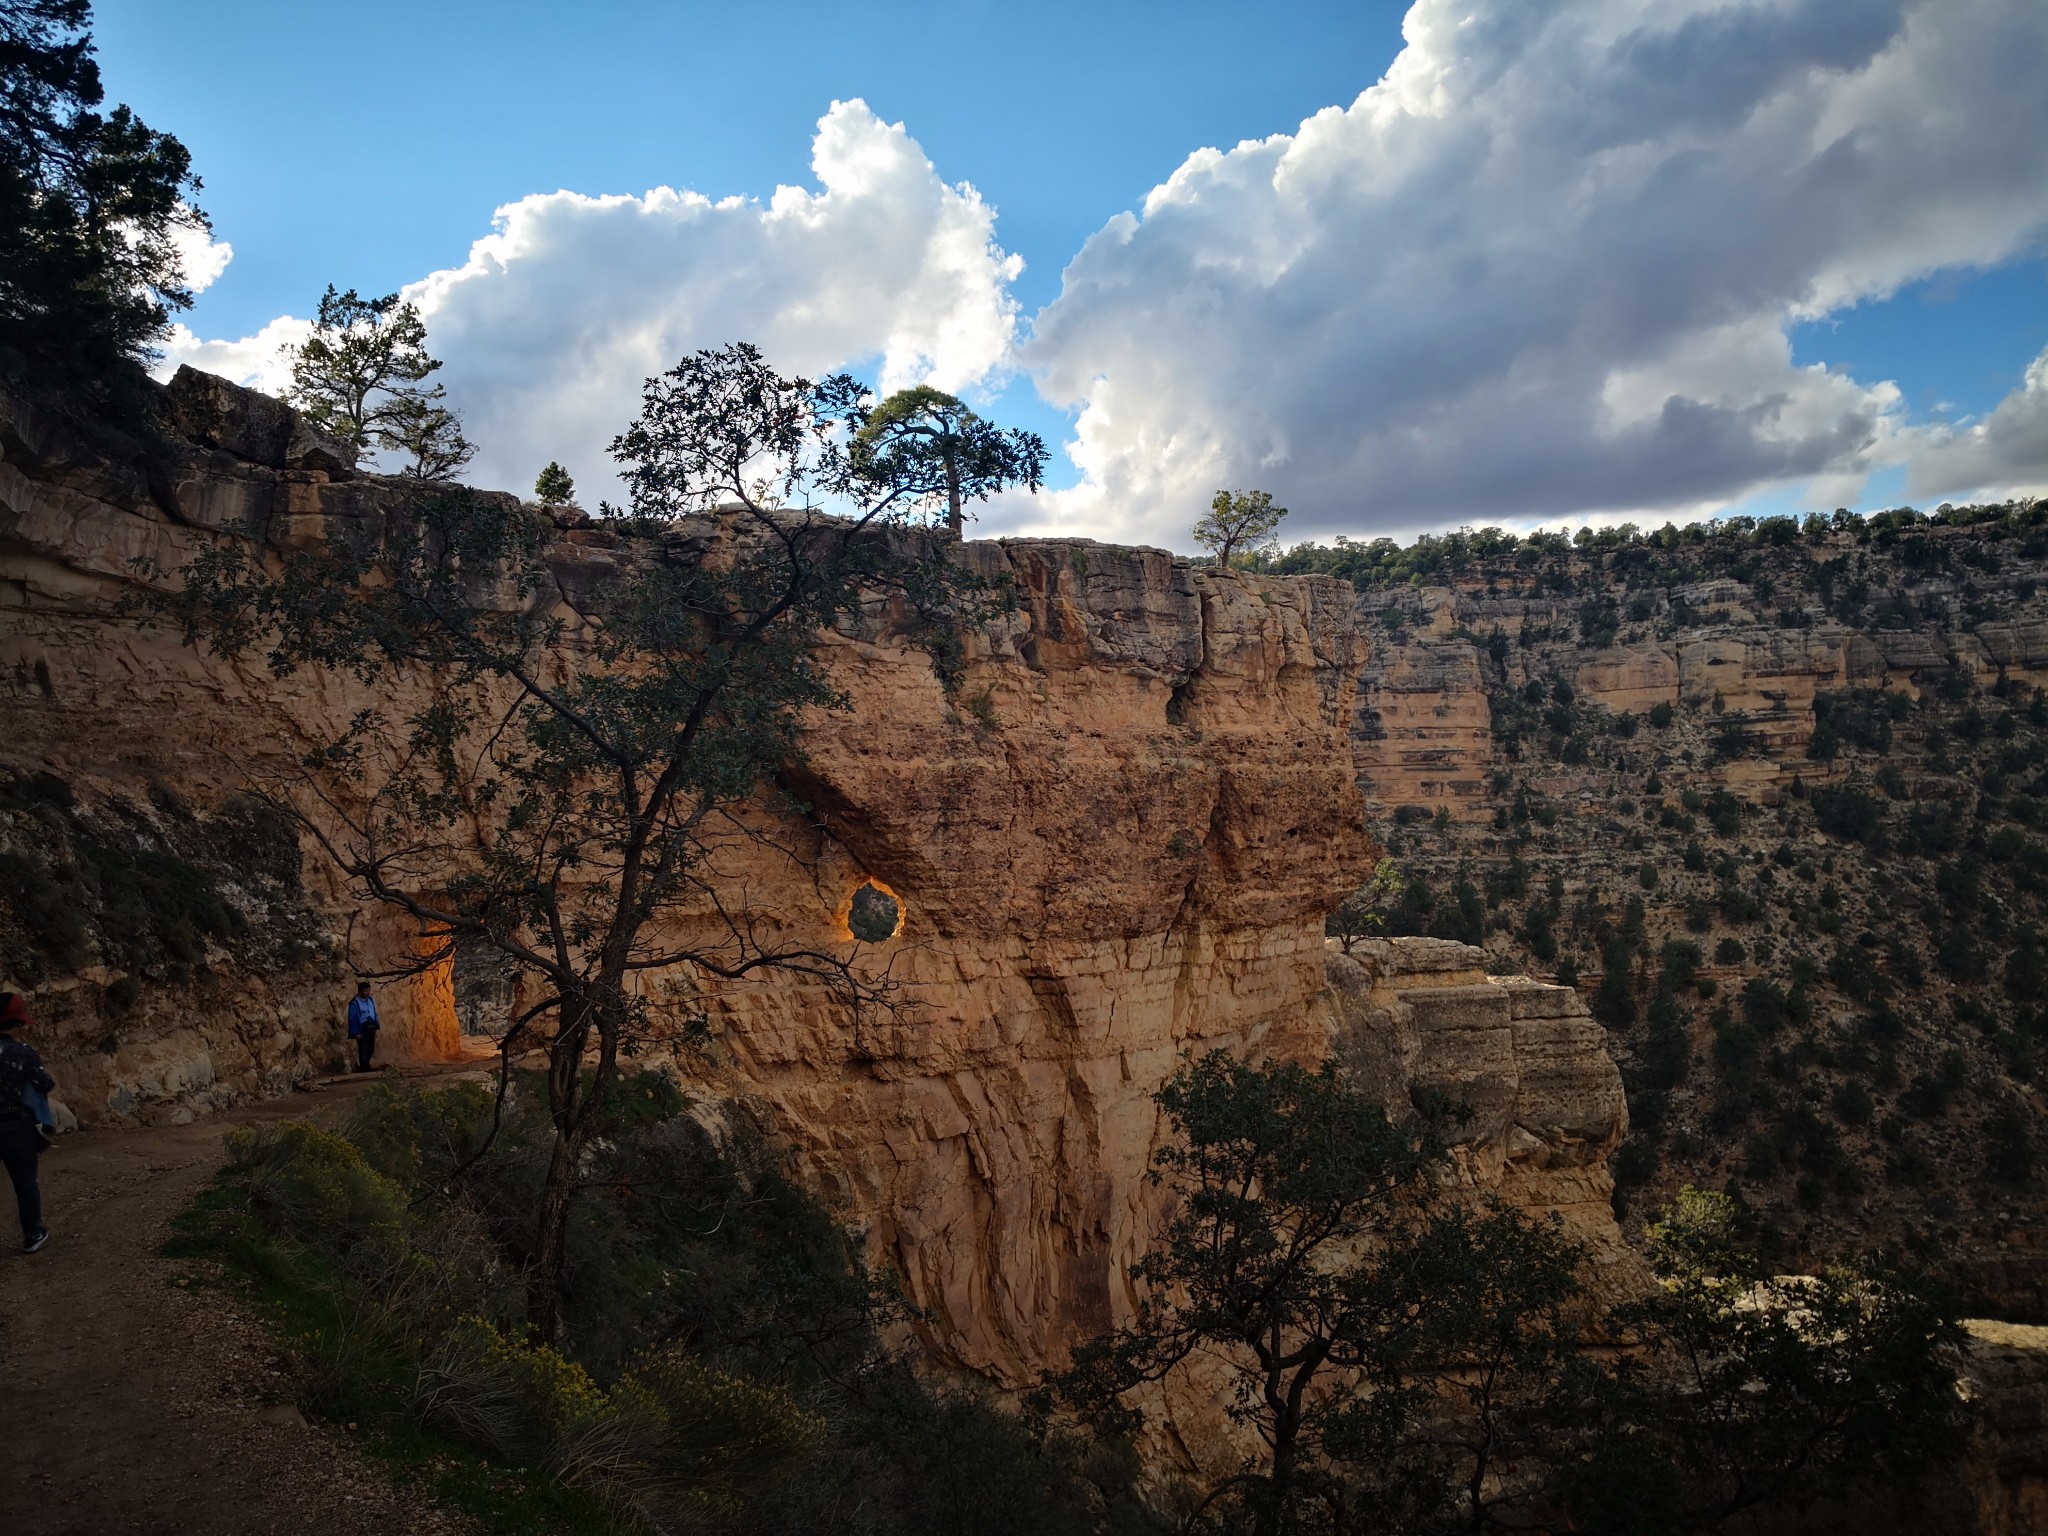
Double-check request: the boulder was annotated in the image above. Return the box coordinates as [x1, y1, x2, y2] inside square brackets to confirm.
[164, 366, 355, 477]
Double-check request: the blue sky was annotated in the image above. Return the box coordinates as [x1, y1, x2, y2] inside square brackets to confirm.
[96, 1, 1406, 329]
[101, 0, 2048, 547]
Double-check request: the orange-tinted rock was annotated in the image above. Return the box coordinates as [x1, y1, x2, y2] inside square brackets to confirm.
[2, 371, 1407, 1387]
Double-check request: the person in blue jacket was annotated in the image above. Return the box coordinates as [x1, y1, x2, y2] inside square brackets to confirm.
[346, 981, 380, 1073]
[0, 992, 56, 1253]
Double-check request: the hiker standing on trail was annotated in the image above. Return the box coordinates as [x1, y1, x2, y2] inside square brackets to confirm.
[0, 992, 56, 1254]
[346, 981, 380, 1073]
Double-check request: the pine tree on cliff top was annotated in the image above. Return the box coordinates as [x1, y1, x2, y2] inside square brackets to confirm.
[284, 285, 476, 479]
[533, 459, 575, 507]
[1194, 487, 1288, 569]
[847, 384, 1047, 538]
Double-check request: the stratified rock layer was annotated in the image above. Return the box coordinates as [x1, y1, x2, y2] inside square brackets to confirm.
[678, 539, 1375, 1379]
[4, 370, 1419, 1383]
[1326, 937, 1639, 1288]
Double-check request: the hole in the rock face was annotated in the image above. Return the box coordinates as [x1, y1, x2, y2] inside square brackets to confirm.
[848, 880, 902, 943]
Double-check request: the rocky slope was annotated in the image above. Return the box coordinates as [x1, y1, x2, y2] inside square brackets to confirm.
[0, 371, 1632, 1398]
[1281, 511, 2048, 1316]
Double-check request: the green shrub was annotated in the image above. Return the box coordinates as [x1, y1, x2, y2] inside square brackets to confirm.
[344, 1082, 498, 1189]
[1593, 938, 1637, 1029]
[1988, 1104, 2034, 1184]
[1660, 939, 1703, 991]
[225, 1121, 407, 1247]
[415, 1316, 610, 1469]
[0, 849, 94, 971]
[1705, 791, 1742, 837]
[1812, 786, 1886, 849]
[1741, 979, 1787, 1033]
[191, 1079, 1145, 1536]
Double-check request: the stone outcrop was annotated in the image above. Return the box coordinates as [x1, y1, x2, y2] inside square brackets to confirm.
[1326, 937, 1639, 1289]
[1958, 1321, 2048, 1536]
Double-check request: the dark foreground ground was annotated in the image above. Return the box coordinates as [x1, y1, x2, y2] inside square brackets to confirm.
[0, 1067, 481, 1536]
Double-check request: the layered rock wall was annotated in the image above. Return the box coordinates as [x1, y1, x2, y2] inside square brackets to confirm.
[1353, 558, 2048, 819]
[1326, 937, 1638, 1288]
[0, 374, 1482, 1378]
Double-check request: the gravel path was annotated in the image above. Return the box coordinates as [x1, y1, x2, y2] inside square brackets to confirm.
[0, 1070, 483, 1536]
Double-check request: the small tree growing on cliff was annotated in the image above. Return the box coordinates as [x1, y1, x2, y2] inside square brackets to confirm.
[847, 384, 1047, 537]
[1328, 857, 1406, 954]
[1193, 488, 1287, 570]
[533, 460, 575, 507]
[159, 342, 1033, 1340]
[285, 285, 474, 477]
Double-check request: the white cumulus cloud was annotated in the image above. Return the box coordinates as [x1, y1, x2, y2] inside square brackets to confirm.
[157, 313, 309, 395]
[1910, 343, 2048, 504]
[1017, 0, 2048, 545]
[160, 100, 1022, 499]
[410, 99, 1019, 500]
[169, 212, 234, 295]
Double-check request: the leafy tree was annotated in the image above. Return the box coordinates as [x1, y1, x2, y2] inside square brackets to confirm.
[0, 0, 208, 404]
[1056, 1052, 1442, 1535]
[847, 383, 1048, 537]
[284, 285, 471, 473]
[380, 391, 476, 482]
[1058, 1062, 1968, 1536]
[1194, 488, 1288, 570]
[1585, 1189, 1970, 1530]
[1327, 857, 1405, 954]
[533, 459, 575, 507]
[1325, 1202, 1592, 1534]
[158, 342, 1033, 1340]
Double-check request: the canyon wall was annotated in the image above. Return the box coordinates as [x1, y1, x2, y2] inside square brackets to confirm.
[1351, 547, 2048, 822]
[1326, 519, 2048, 1323]
[0, 372, 1635, 1390]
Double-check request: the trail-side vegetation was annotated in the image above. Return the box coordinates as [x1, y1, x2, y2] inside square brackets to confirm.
[191, 1066, 1967, 1535]
[178, 1075, 1153, 1536]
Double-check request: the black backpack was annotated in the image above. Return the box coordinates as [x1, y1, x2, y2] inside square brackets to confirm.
[0, 1038, 47, 1111]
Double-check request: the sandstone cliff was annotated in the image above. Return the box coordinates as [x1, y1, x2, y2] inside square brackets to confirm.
[1326, 936, 1637, 1291]
[0, 372, 1638, 1394]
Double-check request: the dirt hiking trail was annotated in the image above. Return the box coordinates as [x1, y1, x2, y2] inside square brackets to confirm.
[0, 1068, 485, 1536]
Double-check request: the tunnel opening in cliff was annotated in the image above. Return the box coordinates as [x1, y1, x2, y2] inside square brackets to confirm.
[847, 879, 902, 942]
